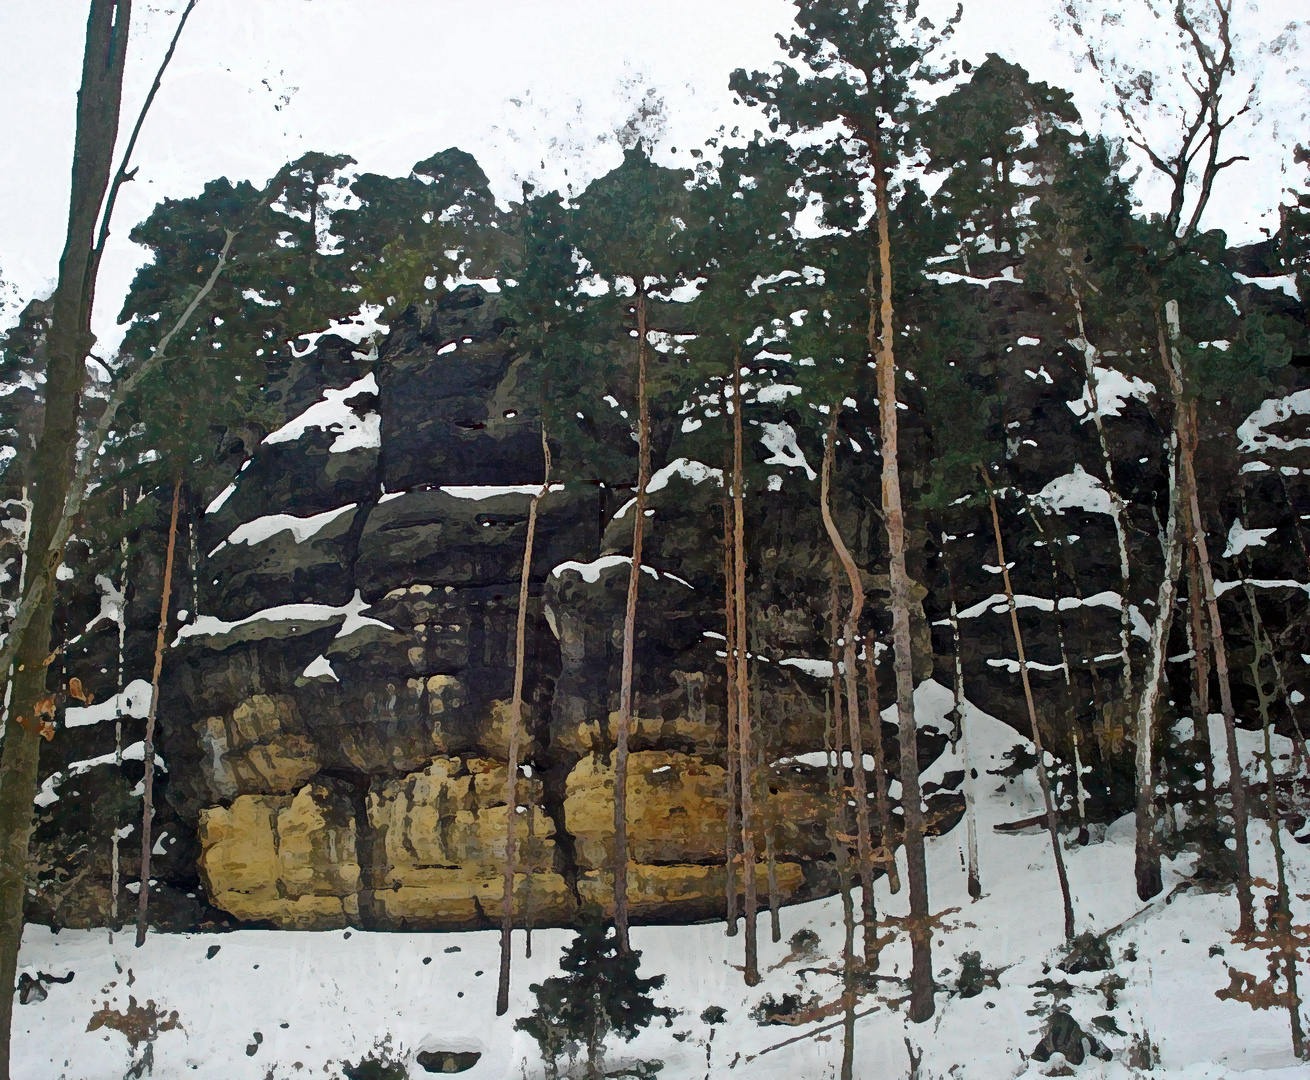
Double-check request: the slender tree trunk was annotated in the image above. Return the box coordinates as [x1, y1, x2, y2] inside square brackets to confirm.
[1131, 413, 1181, 902]
[982, 476, 1075, 940]
[1027, 508, 1090, 843]
[1165, 303, 1253, 935]
[1245, 583, 1306, 1057]
[863, 633, 900, 896]
[820, 411, 878, 964]
[111, 518, 128, 930]
[871, 135, 933, 1022]
[732, 354, 759, 986]
[765, 826, 781, 943]
[722, 479, 739, 936]
[944, 542, 981, 900]
[0, 3, 130, 1069]
[1185, 511, 1217, 815]
[824, 560, 857, 1080]
[613, 289, 651, 951]
[497, 430, 551, 1014]
[136, 476, 182, 947]
[1068, 277, 1134, 700]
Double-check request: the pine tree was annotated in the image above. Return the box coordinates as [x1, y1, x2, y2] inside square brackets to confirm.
[571, 148, 695, 949]
[515, 920, 675, 1080]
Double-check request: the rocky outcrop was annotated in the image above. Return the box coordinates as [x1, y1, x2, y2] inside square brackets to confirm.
[39, 289, 967, 932]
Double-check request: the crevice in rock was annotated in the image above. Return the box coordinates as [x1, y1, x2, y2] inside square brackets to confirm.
[318, 767, 380, 928]
[530, 607, 582, 906]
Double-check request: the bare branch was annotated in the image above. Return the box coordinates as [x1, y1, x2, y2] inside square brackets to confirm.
[0, 230, 234, 683]
[91, 0, 200, 275]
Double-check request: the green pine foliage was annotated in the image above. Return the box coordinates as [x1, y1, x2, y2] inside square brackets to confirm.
[515, 921, 675, 1079]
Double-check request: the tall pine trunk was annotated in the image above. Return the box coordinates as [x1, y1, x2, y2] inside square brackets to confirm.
[983, 478, 1075, 940]
[1165, 303, 1253, 934]
[871, 136, 933, 1022]
[721, 479, 739, 936]
[732, 356, 759, 985]
[614, 289, 651, 950]
[944, 542, 981, 900]
[1244, 579, 1306, 1058]
[1027, 508, 1090, 842]
[0, 3, 131, 1070]
[497, 430, 551, 1014]
[136, 475, 182, 946]
[862, 636, 899, 896]
[1068, 278, 1134, 700]
[1184, 509, 1216, 815]
[1131, 412, 1181, 902]
[111, 520, 128, 929]
[819, 410, 878, 964]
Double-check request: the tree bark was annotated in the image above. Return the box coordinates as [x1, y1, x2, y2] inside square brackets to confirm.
[1068, 277, 1135, 702]
[0, 3, 131, 1071]
[862, 634, 900, 896]
[497, 429, 551, 1014]
[820, 410, 878, 965]
[1131, 415, 1181, 903]
[136, 475, 182, 946]
[732, 355, 759, 985]
[871, 133, 933, 1022]
[1166, 303, 1253, 935]
[1184, 503, 1216, 814]
[944, 542, 981, 900]
[613, 289, 651, 951]
[721, 477, 739, 936]
[983, 476, 1075, 940]
[1245, 579, 1306, 1058]
[1027, 507, 1090, 843]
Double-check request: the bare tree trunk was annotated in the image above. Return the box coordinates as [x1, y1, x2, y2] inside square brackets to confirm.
[1027, 508, 1090, 843]
[1185, 509, 1216, 814]
[862, 634, 900, 896]
[497, 430, 551, 1014]
[732, 355, 759, 985]
[1068, 278, 1135, 702]
[871, 136, 933, 1022]
[765, 826, 780, 944]
[1245, 580, 1306, 1057]
[0, 4, 131, 1069]
[111, 516, 128, 930]
[1131, 416, 1181, 903]
[944, 541, 981, 899]
[825, 559, 857, 1080]
[820, 411, 878, 965]
[722, 479, 739, 936]
[1166, 304, 1253, 935]
[983, 476, 1075, 940]
[614, 289, 652, 951]
[136, 475, 182, 946]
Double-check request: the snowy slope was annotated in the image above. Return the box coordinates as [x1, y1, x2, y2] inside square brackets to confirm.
[14, 682, 1310, 1079]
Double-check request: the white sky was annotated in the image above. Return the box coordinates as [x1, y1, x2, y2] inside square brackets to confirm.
[0, 0, 1305, 355]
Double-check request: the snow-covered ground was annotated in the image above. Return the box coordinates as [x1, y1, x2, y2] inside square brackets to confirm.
[14, 682, 1310, 1079]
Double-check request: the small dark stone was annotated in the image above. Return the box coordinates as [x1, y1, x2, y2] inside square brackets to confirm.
[206, 945, 221, 959]
[423, 957, 432, 965]
[443, 946, 461, 954]
[1031, 1009, 1112, 1066]
[416, 1049, 481, 1074]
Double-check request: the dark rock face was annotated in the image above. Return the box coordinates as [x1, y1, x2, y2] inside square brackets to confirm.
[30, 287, 963, 931]
[32, 277, 1307, 932]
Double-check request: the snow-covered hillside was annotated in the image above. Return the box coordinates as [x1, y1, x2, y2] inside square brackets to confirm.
[14, 682, 1309, 1080]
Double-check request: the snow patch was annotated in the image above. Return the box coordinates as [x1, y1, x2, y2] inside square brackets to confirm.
[1032, 464, 1113, 516]
[264, 374, 381, 454]
[1067, 366, 1155, 421]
